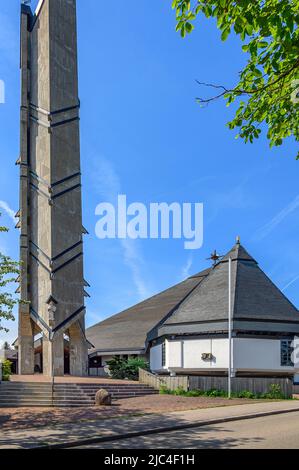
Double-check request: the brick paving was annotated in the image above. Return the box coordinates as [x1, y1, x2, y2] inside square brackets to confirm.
[0, 395, 261, 431]
[2, 399, 297, 449]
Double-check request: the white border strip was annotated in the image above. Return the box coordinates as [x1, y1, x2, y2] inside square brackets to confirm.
[35, 0, 45, 16]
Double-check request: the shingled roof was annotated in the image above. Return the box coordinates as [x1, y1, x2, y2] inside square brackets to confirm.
[87, 242, 299, 352]
[86, 269, 210, 353]
[164, 242, 299, 326]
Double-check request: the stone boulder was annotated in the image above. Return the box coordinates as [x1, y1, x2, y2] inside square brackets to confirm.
[95, 389, 112, 406]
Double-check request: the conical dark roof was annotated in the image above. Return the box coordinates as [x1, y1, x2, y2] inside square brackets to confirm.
[221, 242, 257, 263]
[86, 268, 210, 352]
[165, 242, 299, 326]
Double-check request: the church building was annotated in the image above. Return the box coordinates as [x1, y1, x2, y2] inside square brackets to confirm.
[87, 241, 299, 380]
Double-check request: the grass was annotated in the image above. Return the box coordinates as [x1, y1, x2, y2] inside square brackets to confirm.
[159, 384, 288, 400]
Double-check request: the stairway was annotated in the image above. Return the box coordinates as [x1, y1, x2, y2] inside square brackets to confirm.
[0, 381, 158, 407]
[78, 383, 158, 401]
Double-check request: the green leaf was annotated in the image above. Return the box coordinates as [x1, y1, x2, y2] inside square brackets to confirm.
[257, 41, 268, 49]
[221, 26, 230, 41]
[253, 67, 263, 77]
[0, 214, 20, 332]
[173, 0, 299, 159]
[185, 22, 194, 33]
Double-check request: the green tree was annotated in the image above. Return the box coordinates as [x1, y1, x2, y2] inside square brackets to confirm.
[2, 359, 12, 381]
[106, 356, 149, 381]
[0, 214, 19, 332]
[172, 0, 299, 158]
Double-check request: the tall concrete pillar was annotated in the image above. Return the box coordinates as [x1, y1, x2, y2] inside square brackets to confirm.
[43, 333, 64, 377]
[69, 320, 88, 377]
[18, 308, 34, 375]
[18, 0, 88, 377]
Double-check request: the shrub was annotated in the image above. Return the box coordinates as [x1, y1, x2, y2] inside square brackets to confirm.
[173, 386, 187, 396]
[158, 385, 287, 400]
[236, 390, 256, 399]
[124, 358, 150, 381]
[106, 356, 149, 381]
[105, 357, 125, 379]
[204, 389, 227, 397]
[159, 387, 226, 397]
[1, 359, 12, 381]
[159, 386, 189, 396]
[266, 384, 285, 400]
[159, 385, 171, 395]
[187, 389, 204, 397]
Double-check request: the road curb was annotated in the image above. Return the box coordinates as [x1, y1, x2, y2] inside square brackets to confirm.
[34, 406, 299, 449]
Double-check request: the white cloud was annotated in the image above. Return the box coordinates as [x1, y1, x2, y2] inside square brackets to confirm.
[92, 156, 121, 203]
[282, 274, 299, 293]
[0, 319, 18, 348]
[121, 238, 150, 299]
[180, 255, 193, 280]
[0, 244, 7, 255]
[253, 195, 299, 241]
[0, 200, 16, 225]
[92, 155, 151, 300]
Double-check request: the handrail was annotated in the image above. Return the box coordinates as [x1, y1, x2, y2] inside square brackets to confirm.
[138, 368, 163, 390]
[139, 368, 189, 392]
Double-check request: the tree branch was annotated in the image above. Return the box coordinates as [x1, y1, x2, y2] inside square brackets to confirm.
[196, 60, 299, 104]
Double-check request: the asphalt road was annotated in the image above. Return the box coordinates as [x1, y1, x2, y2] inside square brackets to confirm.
[79, 411, 299, 449]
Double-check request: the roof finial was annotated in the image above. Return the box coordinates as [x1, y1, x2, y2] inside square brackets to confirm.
[236, 235, 241, 245]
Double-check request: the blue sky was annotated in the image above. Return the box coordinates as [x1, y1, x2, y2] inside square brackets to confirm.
[0, 0, 298, 345]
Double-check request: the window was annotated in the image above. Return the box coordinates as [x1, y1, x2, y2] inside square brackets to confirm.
[281, 340, 294, 367]
[162, 342, 166, 367]
[88, 356, 102, 368]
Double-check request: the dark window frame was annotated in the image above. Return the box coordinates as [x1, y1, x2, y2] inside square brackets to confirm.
[88, 356, 102, 368]
[281, 340, 294, 367]
[162, 342, 166, 367]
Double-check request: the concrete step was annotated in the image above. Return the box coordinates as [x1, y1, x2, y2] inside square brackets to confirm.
[78, 384, 152, 388]
[0, 381, 158, 407]
[0, 396, 54, 401]
[52, 404, 94, 408]
[0, 382, 52, 386]
[79, 389, 157, 393]
[0, 387, 84, 396]
[83, 390, 158, 395]
[78, 384, 150, 387]
[0, 399, 92, 405]
[0, 401, 54, 404]
[0, 386, 52, 395]
[53, 398, 91, 401]
[0, 382, 52, 390]
[0, 404, 54, 408]
[81, 387, 156, 392]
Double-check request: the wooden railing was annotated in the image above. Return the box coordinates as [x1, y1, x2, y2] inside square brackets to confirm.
[139, 368, 188, 391]
[189, 376, 293, 398]
[139, 370, 293, 397]
[139, 368, 162, 390]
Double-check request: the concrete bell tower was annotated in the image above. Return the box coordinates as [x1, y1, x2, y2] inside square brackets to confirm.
[18, 0, 88, 376]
